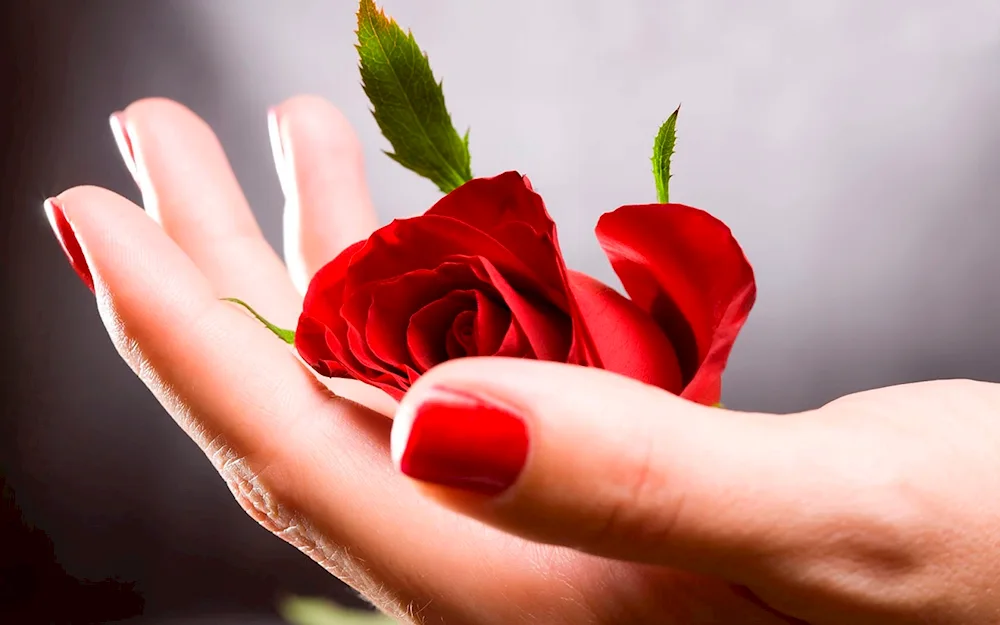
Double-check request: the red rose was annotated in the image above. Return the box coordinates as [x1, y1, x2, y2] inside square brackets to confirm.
[296, 171, 755, 404]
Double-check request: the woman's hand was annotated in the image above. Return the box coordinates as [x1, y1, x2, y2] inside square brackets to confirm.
[396, 361, 1000, 624]
[46, 97, 1000, 624]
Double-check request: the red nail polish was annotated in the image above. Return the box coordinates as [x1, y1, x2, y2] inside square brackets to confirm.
[44, 198, 94, 292]
[109, 111, 137, 177]
[399, 388, 529, 496]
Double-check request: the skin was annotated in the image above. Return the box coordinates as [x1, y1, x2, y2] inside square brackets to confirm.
[50, 96, 1000, 624]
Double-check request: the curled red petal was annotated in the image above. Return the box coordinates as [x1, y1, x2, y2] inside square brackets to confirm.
[470, 257, 568, 361]
[445, 309, 477, 358]
[407, 290, 478, 371]
[595, 204, 756, 405]
[473, 290, 510, 355]
[568, 271, 684, 394]
[364, 264, 488, 374]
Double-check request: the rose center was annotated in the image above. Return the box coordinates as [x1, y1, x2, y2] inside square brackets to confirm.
[445, 308, 478, 359]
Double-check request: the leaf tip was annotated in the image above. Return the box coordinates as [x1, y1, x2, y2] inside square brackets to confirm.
[652, 104, 681, 204]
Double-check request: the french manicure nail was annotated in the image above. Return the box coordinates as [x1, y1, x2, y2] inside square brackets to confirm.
[396, 387, 529, 496]
[109, 111, 137, 178]
[44, 198, 94, 292]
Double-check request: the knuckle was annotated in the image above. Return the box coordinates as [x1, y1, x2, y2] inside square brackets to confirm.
[203, 439, 406, 616]
[206, 437, 286, 532]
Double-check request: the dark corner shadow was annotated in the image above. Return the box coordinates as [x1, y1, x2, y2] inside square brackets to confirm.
[0, 475, 145, 624]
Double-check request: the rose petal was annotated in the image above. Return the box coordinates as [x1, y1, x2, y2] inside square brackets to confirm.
[294, 317, 350, 377]
[470, 257, 569, 361]
[595, 204, 756, 405]
[375, 384, 407, 402]
[361, 264, 488, 373]
[473, 290, 510, 355]
[407, 290, 477, 371]
[446, 309, 477, 358]
[296, 241, 375, 379]
[346, 214, 546, 301]
[344, 288, 393, 372]
[425, 172, 602, 367]
[496, 320, 531, 358]
[425, 172, 561, 285]
[568, 271, 684, 394]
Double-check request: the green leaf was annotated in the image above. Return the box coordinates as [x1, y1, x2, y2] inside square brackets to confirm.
[279, 596, 396, 625]
[222, 298, 295, 344]
[652, 105, 680, 203]
[357, 0, 472, 193]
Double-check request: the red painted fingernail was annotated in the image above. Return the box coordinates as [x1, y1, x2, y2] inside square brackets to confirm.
[397, 388, 529, 496]
[44, 198, 94, 292]
[109, 111, 137, 178]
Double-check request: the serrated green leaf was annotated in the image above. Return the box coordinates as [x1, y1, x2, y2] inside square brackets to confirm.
[652, 105, 680, 203]
[279, 596, 396, 625]
[222, 298, 295, 344]
[357, 0, 472, 193]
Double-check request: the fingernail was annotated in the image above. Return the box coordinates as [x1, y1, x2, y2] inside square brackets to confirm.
[109, 111, 137, 178]
[267, 107, 293, 197]
[394, 387, 529, 496]
[44, 198, 94, 292]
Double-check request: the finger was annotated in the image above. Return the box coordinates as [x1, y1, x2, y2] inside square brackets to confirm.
[49, 187, 329, 468]
[111, 98, 299, 326]
[46, 186, 425, 614]
[392, 358, 835, 581]
[269, 95, 378, 293]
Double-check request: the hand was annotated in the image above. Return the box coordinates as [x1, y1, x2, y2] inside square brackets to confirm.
[47, 97, 781, 625]
[44, 96, 999, 624]
[396, 360, 1000, 624]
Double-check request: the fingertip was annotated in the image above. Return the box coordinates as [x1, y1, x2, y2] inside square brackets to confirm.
[57, 183, 129, 204]
[119, 98, 220, 165]
[108, 111, 137, 178]
[54, 185, 142, 237]
[122, 97, 205, 127]
[51, 185, 213, 304]
[275, 94, 376, 290]
[44, 196, 94, 292]
[54, 185, 147, 236]
[393, 384, 530, 498]
[271, 95, 367, 189]
[274, 94, 358, 137]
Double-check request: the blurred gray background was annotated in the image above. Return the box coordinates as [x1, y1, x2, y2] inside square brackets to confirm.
[2, 0, 999, 621]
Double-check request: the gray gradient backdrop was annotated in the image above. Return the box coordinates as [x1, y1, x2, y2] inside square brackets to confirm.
[4, 0, 1000, 620]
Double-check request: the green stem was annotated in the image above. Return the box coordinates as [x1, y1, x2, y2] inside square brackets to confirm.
[222, 298, 296, 345]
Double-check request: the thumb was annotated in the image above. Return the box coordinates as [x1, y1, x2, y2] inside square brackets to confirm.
[391, 357, 835, 580]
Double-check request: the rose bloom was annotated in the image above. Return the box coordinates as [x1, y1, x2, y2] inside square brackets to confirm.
[295, 172, 755, 405]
